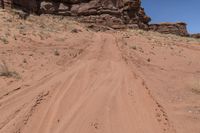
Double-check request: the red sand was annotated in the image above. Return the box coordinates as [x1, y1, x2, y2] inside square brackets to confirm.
[0, 10, 200, 133]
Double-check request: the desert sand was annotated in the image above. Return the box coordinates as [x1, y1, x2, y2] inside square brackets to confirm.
[0, 10, 200, 133]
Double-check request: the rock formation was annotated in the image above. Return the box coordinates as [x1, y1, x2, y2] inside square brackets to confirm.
[149, 22, 189, 36]
[190, 33, 200, 39]
[0, 0, 2, 8]
[0, 0, 11, 9]
[0, 0, 151, 29]
[0, 0, 198, 37]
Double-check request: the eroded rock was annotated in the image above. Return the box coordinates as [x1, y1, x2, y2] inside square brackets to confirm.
[191, 33, 200, 39]
[1, 0, 151, 29]
[149, 22, 189, 36]
[1, 0, 196, 37]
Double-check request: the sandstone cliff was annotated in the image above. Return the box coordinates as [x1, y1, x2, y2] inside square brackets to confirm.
[149, 22, 189, 36]
[191, 33, 200, 38]
[1, 0, 151, 29]
[0, 0, 197, 37]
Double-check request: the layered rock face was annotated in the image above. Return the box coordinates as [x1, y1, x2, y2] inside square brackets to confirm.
[0, 0, 196, 37]
[0, 0, 2, 8]
[0, 0, 12, 9]
[0, 0, 151, 29]
[149, 22, 189, 36]
[191, 33, 200, 39]
[70, 0, 150, 29]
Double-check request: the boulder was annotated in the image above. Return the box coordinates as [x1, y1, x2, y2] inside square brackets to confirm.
[40, 1, 70, 15]
[40, 1, 58, 14]
[12, 0, 38, 12]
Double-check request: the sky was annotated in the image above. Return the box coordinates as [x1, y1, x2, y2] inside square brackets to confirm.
[142, 0, 200, 33]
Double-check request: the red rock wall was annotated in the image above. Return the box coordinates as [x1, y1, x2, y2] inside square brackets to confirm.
[191, 33, 200, 38]
[1, 0, 151, 29]
[0, 0, 12, 9]
[0, 0, 3, 8]
[149, 22, 189, 36]
[0, 0, 192, 37]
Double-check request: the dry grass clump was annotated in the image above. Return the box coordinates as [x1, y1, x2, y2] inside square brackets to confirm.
[190, 80, 200, 95]
[130, 45, 137, 50]
[0, 36, 9, 44]
[0, 60, 19, 78]
[54, 49, 60, 56]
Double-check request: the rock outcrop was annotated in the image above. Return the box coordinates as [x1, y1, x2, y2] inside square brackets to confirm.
[0, 0, 2, 8]
[0, 0, 11, 9]
[0, 0, 196, 37]
[190, 33, 200, 39]
[12, 0, 38, 11]
[0, 0, 151, 29]
[149, 22, 189, 36]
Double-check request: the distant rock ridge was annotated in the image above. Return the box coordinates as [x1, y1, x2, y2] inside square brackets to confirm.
[149, 22, 189, 37]
[0, 0, 198, 37]
[190, 33, 200, 39]
[0, 0, 151, 29]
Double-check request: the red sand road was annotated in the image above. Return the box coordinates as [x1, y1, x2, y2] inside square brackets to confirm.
[0, 11, 200, 133]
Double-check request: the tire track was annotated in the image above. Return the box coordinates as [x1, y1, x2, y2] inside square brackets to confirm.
[1, 33, 176, 133]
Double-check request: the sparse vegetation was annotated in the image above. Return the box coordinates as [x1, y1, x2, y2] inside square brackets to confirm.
[23, 58, 27, 63]
[71, 28, 82, 33]
[0, 36, 9, 44]
[131, 45, 137, 50]
[191, 80, 200, 95]
[147, 58, 151, 62]
[0, 60, 20, 78]
[191, 88, 200, 95]
[138, 30, 145, 35]
[54, 49, 60, 56]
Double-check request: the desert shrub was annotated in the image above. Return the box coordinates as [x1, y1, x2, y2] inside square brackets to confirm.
[0, 60, 19, 78]
[0, 37, 9, 44]
[191, 80, 200, 95]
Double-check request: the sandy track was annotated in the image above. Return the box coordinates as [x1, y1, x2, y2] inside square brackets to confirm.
[0, 12, 200, 133]
[0, 33, 173, 133]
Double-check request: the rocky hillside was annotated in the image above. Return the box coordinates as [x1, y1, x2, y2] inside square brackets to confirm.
[0, 0, 198, 37]
[191, 33, 200, 38]
[1, 0, 151, 29]
[0, 10, 200, 133]
[149, 22, 189, 36]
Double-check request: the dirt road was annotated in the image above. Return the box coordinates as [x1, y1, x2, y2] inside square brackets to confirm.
[0, 12, 200, 133]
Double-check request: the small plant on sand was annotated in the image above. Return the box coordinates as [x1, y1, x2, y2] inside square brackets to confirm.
[147, 58, 151, 62]
[0, 60, 19, 78]
[191, 80, 200, 95]
[131, 45, 137, 50]
[138, 30, 145, 35]
[54, 49, 60, 56]
[71, 28, 82, 33]
[0, 37, 9, 44]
